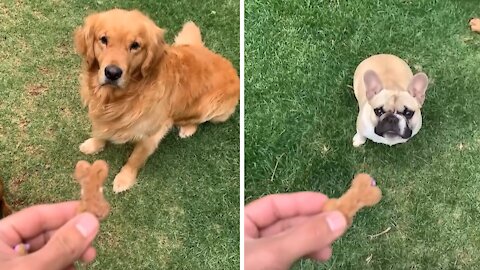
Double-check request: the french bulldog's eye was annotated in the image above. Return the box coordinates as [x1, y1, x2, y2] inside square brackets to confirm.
[100, 36, 108, 45]
[130, 41, 140, 50]
[403, 109, 414, 119]
[374, 107, 385, 117]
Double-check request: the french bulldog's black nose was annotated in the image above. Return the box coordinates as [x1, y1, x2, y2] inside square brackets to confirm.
[105, 65, 123, 81]
[385, 115, 399, 124]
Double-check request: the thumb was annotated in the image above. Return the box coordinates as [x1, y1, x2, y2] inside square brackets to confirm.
[28, 213, 99, 270]
[273, 211, 347, 265]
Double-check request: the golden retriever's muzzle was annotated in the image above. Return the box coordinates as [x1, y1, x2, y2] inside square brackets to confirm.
[104, 65, 123, 86]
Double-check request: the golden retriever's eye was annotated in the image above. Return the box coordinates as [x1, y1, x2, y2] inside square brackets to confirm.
[130, 41, 140, 51]
[100, 36, 108, 45]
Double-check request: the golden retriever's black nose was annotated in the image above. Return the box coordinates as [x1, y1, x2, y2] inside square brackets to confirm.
[105, 65, 123, 81]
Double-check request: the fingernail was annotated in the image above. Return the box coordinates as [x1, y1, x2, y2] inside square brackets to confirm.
[75, 213, 99, 238]
[326, 211, 347, 233]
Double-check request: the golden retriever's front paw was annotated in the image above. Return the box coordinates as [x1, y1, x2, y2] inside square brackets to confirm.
[113, 168, 137, 193]
[179, 125, 198, 138]
[79, 138, 106, 155]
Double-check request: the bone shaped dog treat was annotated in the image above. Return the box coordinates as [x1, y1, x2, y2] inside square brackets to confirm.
[470, 18, 480, 32]
[74, 160, 110, 220]
[322, 173, 382, 226]
[13, 161, 110, 256]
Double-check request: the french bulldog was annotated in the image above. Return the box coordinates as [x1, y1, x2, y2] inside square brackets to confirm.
[352, 54, 428, 147]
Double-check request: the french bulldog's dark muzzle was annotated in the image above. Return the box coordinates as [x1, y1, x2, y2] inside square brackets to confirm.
[374, 114, 412, 139]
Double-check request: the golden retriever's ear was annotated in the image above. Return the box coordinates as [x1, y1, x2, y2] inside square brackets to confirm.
[141, 27, 166, 77]
[74, 14, 99, 68]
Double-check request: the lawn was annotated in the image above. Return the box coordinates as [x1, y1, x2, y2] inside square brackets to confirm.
[0, 0, 239, 269]
[245, 0, 480, 269]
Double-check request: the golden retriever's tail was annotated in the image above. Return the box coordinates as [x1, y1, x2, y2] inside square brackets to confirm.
[174, 21, 203, 46]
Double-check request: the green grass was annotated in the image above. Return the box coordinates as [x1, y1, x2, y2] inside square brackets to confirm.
[245, 0, 480, 269]
[0, 0, 239, 269]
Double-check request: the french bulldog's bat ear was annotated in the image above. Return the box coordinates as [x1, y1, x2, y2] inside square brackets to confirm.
[364, 70, 383, 100]
[408, 73, 428, 106]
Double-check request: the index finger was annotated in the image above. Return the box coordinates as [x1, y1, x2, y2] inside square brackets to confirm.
[244, 192, 328, 238]
[0, 201, 80, 246]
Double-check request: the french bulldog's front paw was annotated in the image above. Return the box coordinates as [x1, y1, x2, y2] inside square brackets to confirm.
[79, 138, 105, 155]
[470, 18, 480, 32]
[353, 133, 366, 147]
[113, 167, 137, 193]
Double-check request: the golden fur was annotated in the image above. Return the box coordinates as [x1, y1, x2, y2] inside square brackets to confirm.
[74, 9, 239, 192]
[0, 178, 12, 218]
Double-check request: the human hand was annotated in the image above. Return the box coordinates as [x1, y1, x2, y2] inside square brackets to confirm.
[0, 201, 100, 270]
[245, 192, 347, 270]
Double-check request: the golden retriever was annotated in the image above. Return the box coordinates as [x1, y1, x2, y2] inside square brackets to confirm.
[74, 9, 239, 192]
[0, 178, 12, 218]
